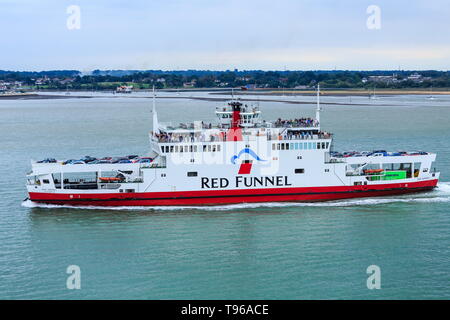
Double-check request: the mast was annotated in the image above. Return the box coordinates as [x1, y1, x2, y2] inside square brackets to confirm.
[152, 86, 159, 135]
[316, 84, 321, 126]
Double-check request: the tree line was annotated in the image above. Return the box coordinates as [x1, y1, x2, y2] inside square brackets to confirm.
[1, 70, 449, 90]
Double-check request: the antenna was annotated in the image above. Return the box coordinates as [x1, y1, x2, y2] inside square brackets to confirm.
[316, 83, 321, 125]
[152, 85, 159, 135]
[152, 85, 156, 110]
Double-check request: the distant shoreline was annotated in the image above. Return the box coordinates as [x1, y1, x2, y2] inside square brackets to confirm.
[0, 93, 92, 100]
[225, 89, 450, 97]
[0, 88, 449, 101]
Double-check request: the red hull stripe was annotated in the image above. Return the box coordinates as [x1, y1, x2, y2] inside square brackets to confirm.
[28, 179, 438, 206]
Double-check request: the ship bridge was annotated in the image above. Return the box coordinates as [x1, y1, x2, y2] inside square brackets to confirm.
[215, 100, 261, 128]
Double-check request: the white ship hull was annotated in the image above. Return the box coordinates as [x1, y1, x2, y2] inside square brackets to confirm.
[26, 96, 440, 206]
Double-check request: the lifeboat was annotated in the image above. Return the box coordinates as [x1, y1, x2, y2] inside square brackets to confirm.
[364, 169, 384, 174]
[99, 177, 121, 182]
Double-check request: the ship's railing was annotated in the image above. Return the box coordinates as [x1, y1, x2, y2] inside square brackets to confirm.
[153, 132, 332, 143]
[272, 119, 319, 128]
[159, 121, 220, 131]
[154, 134, 224, 143]
[268, 133, 332, 141]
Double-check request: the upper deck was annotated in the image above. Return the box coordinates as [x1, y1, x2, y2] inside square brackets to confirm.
[152, 99, 325, 145]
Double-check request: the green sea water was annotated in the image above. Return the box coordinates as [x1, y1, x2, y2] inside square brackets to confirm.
[0, 93, 449, 299]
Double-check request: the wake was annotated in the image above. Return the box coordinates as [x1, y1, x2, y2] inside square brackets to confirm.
[21, 182, 450, 211]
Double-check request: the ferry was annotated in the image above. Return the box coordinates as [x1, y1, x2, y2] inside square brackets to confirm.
[26, 88, 439, 206]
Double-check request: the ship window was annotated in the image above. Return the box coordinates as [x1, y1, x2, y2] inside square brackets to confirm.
[63, 172, 98, 189]
[165, 146, 170, 153]
[414, 162, 421, 177]
[161, 147, 165, 153]
[184, 146, 188, 152]
[189, 145, 193, 152]
[354, 182, 362, 186]
[203, 145, 207, 152]
[286, 143, 290, 150]
[187, 171, 198, 177]
[217, 145, 221, 152]
[161, 173, 166, 177]
[125, 189, 135, 193]
[325, 169, 330, 172]
[281, 143, 285, 150]
[322, 142, 326, 149]
[298, 143, 303, 150]
[52, 173, 61, 188]
[272, 143, 276, 150]
[42, 179, 50, 184]
[304, 142, 308, 150]
[295, 169, 305, 174]
[170, 146, 174, 153]
[212, 145, 216, 152]
[326, 142, 329, 149]
[175, 146, 178, 152]
[277, 143, 280, 150]
[208, 145, 211, 152]
[317, 143, 321, 149]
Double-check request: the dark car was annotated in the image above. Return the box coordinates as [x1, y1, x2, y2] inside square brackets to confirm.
[111, 157, 129, 163]
[62, 159, 77, 165]
[81, 156, 97, 163]
[99, 160, 112, 164]
[37, 158, 57, 163]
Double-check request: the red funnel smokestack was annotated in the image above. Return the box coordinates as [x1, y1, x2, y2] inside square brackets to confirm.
[230, 101, 241, 129]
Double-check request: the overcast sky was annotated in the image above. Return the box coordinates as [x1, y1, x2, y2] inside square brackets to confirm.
[1, 0, 449, 71]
